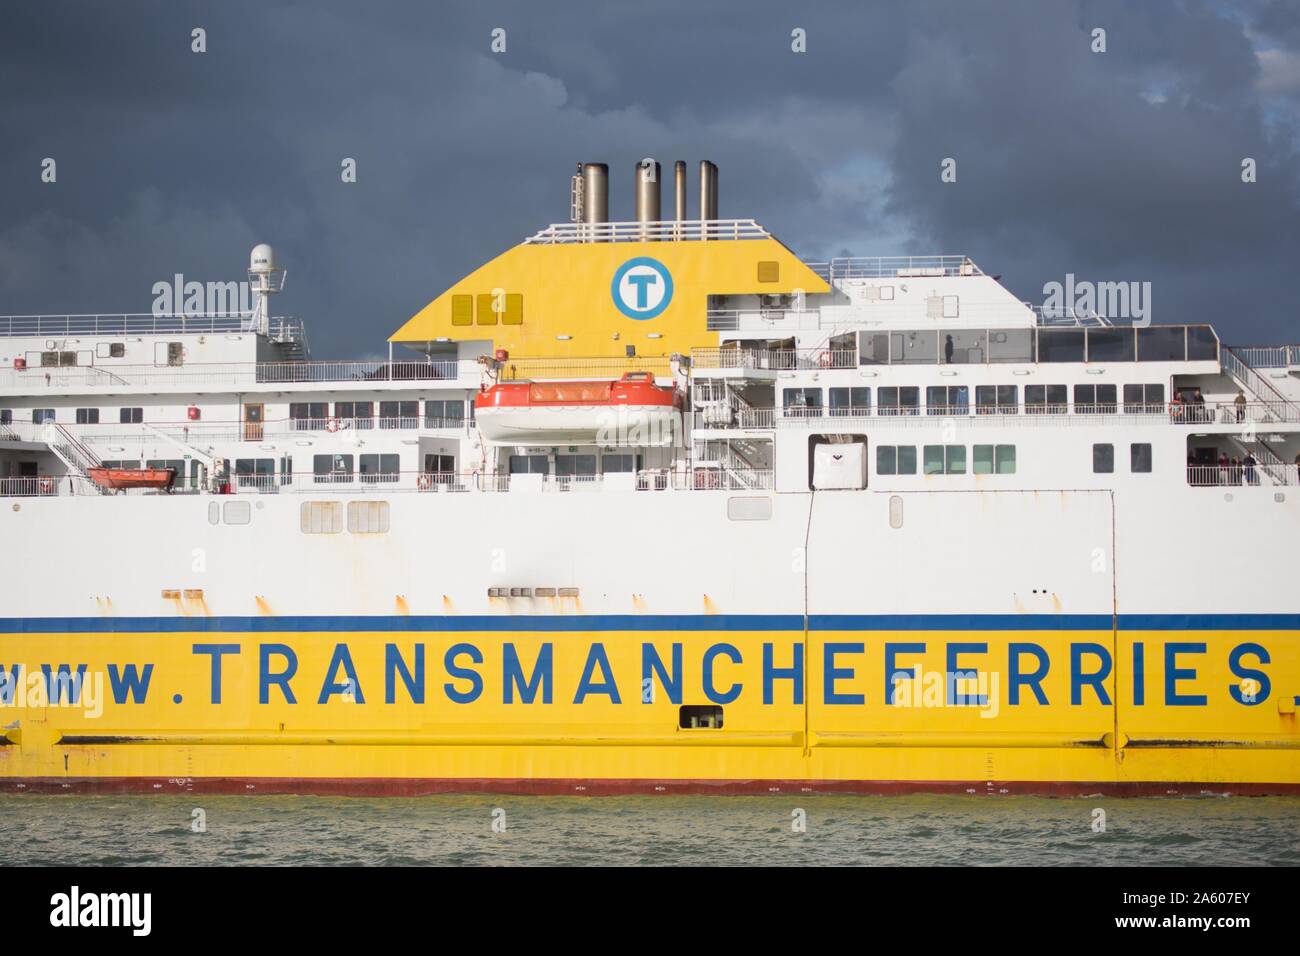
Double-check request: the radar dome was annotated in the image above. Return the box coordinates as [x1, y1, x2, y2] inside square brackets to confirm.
[250, 243, 276, 273]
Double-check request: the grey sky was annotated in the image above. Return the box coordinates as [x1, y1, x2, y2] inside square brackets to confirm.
[1, 0, 1297, 356]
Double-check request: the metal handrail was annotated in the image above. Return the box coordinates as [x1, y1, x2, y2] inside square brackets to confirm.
[525, 219, 769, 244]
[803, 256, 981, 281]
[0, 313, 305, 341]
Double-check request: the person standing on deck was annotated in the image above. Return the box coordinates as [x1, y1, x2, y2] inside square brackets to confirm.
[1234, 389, 1247, 423]
[1243, 452, 1258, 486]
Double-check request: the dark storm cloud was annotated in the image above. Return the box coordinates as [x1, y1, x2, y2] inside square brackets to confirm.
[0, 0, 1296, 355]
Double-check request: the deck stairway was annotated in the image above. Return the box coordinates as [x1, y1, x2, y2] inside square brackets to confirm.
[45, 423, 101, 488]
[1227, 434, 1291, 486]
[1222, 347, 1299, 422]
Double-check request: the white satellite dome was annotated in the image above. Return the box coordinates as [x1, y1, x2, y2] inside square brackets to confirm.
[250, 243, 276, 273]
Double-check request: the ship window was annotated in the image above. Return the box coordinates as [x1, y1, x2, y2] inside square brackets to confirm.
[601, 453, 638, 473]
[451, 295, 473, 327]
[300, 501, 344, 534]
[1187, 326, 1218, 361]
[973, 445, 1017, 475]
[32, 408, 55, 424]
[1074, 384, 1117, 414]
[1038, 330, 1085, 363]
[783, 387, 822, 417]
[120, 407, 144, 424]
[1123, 383, 1164, 413]
[859, 332, 890, 366]
[891, 330, 937, 365]
[476, 293, 500, 325]
[534, 587, 557, 597]
[509, 454, 549, 475]
[1137, 326, 1186, 362]
[75, 408, 99, 424]
[166, 343, 183, 367]
[1086, 328, 1135, 362]
[975, 385, 1018, 414]
[222, 500, 251, 525]
[0, 409, 11, 425]
[347, 501, 391, 533]
[313, 454, 354, 483]
[360, 453, 400, 483]
[425, 400, 465, 428]
[926, 385, 969, 415]
[290, 402, 329, 430]
[757, 260, 780, 283]
[878, 387, 920, 416]
[941, 330, 985, 364]
[235, 458, 275, 490]
[988, 329, 1035, 363]
[924, 445, 966, 475]
[1131, 443, 1152, 473]
[1025, 385, 1067, 414]
[334, 401, 374, 429]
[424, 453, 455, 474]
[829, 387, 870, 416]
[501, 293, 523, 325]
[557, 587, 579, 597]
[379, 400, 418, 429]
[679, 705, 724, 729]
[109, 342, 125, 358]
[876, 445, 917, 476]
[555, 454, 597, 480]
[1093, 444, 1114, 473]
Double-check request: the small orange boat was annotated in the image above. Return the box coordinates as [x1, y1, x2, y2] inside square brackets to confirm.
[86, 466, 177, 491]
[475, 371, 682, 443]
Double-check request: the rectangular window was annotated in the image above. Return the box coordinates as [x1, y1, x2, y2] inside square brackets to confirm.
[451, 294, 473, 326]
[476, 292, 499, 325]
[1122, 383, 1165, 414]
[926, 385, 969, 416]
[235, 458, 275, 490]
[1025, 384, 1067, 414]
[924, 445, 966, 475]
[1073, 384, 1117, 414]
[876, 445, 917, 476]
[119, 407, 143, 424]
[379, 400, 418, 428]
[1137, 326, 1185, 362]
[828, 387, 870, 416]
[508, 454, 549, 475]
[891, 331, 937, 365]
[1038, 330, 1085, 363]
[425, 399, 465, 427]
[987, 329, 1035, 363]
[995, 445, 1016, 474]
[555, 454, 597, 480]
[859, 332, 890, 366]
[1086, 328, 1135, 362]
[313, 454, 354, 483]
[878, 386, 920, 416]
[941, 330, 985, 364]
[782, 387, 822, 417]
[0, 409, 11, 426]
[1093, 443, 1114, 474]
[973, 444, 994, 475]
[32, 408, 55, 423]
[975, 384, 1018, 415]
[290, 402, 329, 430]
[601, 453, 638, 474]
[923, 445, 944, 475]
[500, 292, 523, 326]
[335, 401, 374, 429]
[423, 453, 455, 474]
[360, 453, 401, 483]
[1131, 443, 1152, 473]
[1187, 326, 1218, 361]
[75, 408, 100, 424]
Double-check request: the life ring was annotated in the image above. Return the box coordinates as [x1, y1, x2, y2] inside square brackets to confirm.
[817, 350, 834, 368]
[325, 417, 341, 433]
[417, 473, 433, 491]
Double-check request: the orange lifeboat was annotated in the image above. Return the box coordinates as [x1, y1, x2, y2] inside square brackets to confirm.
[475, 371, 682, 444]
[87, 466, 177, 491]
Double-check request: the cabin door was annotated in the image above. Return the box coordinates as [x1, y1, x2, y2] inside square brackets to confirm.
[243, 403, 264, 441]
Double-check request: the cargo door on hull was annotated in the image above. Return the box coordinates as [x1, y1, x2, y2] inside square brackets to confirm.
[802, 489, 1118, 781]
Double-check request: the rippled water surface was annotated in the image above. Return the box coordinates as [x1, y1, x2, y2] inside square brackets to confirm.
[2, 795, 1297, 865]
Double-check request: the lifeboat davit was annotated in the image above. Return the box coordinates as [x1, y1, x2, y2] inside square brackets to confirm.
[475, 371, 682, 444]
[86, 466, 177, 490]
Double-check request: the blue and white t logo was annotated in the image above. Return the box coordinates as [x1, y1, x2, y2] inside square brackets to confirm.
[611, 256, 673, 320]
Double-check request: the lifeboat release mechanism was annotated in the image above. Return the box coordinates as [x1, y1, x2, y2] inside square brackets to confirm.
[474, 371, 682, 444]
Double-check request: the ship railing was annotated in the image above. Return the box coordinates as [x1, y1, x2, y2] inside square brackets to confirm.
[692, 407, 775, 430]
[1186, 463, 1297, 487]
[524, 219, 770, 244]
[803, 256, 981, 282]
[771, 401, 1300, 426]
[0, 476, 62, 496]
[497, 356, 674, 381]
[691, 347, 857, 371]
[0, 358, 473, 390]
[0, 312, 294, 338]
[1226, 345, 1300, 369]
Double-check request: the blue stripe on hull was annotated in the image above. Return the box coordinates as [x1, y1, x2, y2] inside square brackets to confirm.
[2, 613, 1299, 633]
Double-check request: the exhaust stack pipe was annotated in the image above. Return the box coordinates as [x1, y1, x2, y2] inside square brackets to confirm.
[635, 160, 661, 239]
[674, 161, 687, 222]
[698, 160, 718, 239]
[580, 163, 609, 231]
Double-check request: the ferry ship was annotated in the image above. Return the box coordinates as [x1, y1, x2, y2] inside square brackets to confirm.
[1, 159, 1297, 796]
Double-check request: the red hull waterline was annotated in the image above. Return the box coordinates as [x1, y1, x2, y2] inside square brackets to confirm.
[4, 777, 1298, 797]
